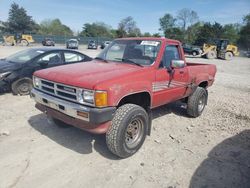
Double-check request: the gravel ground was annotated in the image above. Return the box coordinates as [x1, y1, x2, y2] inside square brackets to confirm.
[0, 45, 250, 188]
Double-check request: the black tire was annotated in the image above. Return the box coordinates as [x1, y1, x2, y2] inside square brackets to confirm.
[52, 118, 70, 128]
[206, 51, 216, 59]
[192, 51, 197, 56]
[187, 87, 208, 118]
[106, 104, 148, 158]
[225, 52, 233, 60]
[11, 78, 33, 95]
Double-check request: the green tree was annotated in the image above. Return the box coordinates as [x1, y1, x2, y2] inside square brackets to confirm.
[152, 33, 161, 37]
[159, 13, 176, 32]
[80, 22, 112, 37]
[238, 13, 250, 49]
[222, 24, 240, 44]
[39, 19, 73, 36]
[117, 16, 141, 37]
[7, 2, 36, 33]
[142, 32, 152, 37]
[159, 13, 184, 41]
[186, 22, 203, 44]
[194, 22, 224, 45]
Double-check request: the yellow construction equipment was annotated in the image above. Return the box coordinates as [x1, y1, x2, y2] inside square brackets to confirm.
[3, 34, 34, 46]
[201, 39, 239, 60]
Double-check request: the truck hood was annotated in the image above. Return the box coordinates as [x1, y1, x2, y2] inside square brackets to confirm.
[34, 60, 144, 89]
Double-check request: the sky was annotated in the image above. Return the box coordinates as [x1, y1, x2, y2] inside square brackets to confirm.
[0, 0, 249, 34]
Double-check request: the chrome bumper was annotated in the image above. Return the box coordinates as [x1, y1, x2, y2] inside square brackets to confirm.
[31, 88, 90, 121]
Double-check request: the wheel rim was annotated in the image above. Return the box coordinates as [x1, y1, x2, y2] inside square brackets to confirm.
[18, 83, 30, 94]
[198, 94, 206, 112]
[193, 52, 197, 56]
[125, 118, 144, 149]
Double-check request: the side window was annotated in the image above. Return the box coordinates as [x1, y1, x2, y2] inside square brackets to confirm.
[64, 52, 84, 63]
[38, 52, 61, 64]
[163, 45, 181, 68]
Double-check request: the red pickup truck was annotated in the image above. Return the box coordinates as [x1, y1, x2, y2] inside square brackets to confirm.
[31, 37, 216, 158]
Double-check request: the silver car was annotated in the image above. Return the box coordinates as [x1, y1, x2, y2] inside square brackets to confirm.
[66, 39, 79, 49]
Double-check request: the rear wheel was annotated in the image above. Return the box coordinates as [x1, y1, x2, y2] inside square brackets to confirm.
[11, 78, 33, 95]
[106, 104, 148, 158]
[206, 51, 216, 59]
[225, 52, 233, 60]
[20, 39, 29, 46]
[187, 87, 208, 117]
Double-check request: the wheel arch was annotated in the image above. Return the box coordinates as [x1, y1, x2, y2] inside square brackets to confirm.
[198, 81, 208, 88]
[117, 91, 152, 110]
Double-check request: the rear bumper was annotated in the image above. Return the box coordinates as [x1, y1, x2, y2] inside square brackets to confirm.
[31, 89, 116, 134]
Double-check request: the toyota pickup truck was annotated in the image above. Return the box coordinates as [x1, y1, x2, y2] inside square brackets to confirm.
[31, 37, 216, 158]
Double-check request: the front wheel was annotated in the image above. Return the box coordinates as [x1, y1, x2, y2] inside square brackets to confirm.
[225, 52, 233, 60]
[187, 87, 208, 117]
[192, 51, 197, 56]
[206, 51, 216, 59]
[11, 78, 33, 95]
[106, 104, 148, 158]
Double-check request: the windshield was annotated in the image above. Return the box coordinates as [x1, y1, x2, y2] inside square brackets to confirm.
[6, 49, 45, 63]
[97, 39, 161, 66]
[69, 40, 77, 43]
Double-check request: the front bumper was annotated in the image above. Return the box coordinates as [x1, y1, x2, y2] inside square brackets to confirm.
[0, 80, 9, 92]
[31, 89, 116, 132]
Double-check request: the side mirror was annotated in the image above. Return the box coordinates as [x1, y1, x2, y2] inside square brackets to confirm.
[171, 60, 185, 69]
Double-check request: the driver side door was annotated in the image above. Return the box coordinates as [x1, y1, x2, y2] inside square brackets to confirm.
[153, 44, 188, 107]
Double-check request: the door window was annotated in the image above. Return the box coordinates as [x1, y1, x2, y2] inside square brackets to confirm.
[64, 52, 84, 63]
[163, 45, 180, 68]
[38, 52, 62, 64]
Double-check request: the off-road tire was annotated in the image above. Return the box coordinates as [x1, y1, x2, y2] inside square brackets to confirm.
[225, 52, 233, 60]
[11, 78, 33, 95]
[106, 104, 148, 158]
[206, 51, 216, 59]
[20, 39, 29, 46]
[187, 87, 208, 117]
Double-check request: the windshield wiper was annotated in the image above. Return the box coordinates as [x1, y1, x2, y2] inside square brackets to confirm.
[114, 58, 143, 67]
[94, 57, 109, 63]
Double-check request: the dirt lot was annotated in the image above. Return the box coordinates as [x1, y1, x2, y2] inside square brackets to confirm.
[0, 45, 250, 188]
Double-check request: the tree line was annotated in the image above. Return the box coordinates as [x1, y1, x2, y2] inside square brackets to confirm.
[0, 3, 249, 49]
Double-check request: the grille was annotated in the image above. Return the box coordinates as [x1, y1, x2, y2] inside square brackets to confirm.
[39, 79, 78, 103]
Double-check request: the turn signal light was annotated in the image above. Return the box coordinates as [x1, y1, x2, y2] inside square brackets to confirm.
[95, 91, 108, 107]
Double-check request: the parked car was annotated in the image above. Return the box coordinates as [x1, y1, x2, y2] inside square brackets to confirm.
[100, 41, 111, 49]
[87, 40, 97, 49]
[243, 51, 250, 58]
[66, 39, 79, 49]
[42, 38, 55, 46]
[0, 48, 92, 95]
[31, 37, 217, 158]
[183, 44, 201, 56]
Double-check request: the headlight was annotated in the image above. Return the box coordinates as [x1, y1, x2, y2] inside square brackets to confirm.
[0, 71, 11, 79]
[83, 90, 94, 104]
[77, 89, 108, 107]
[33, 76, 40, 88]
